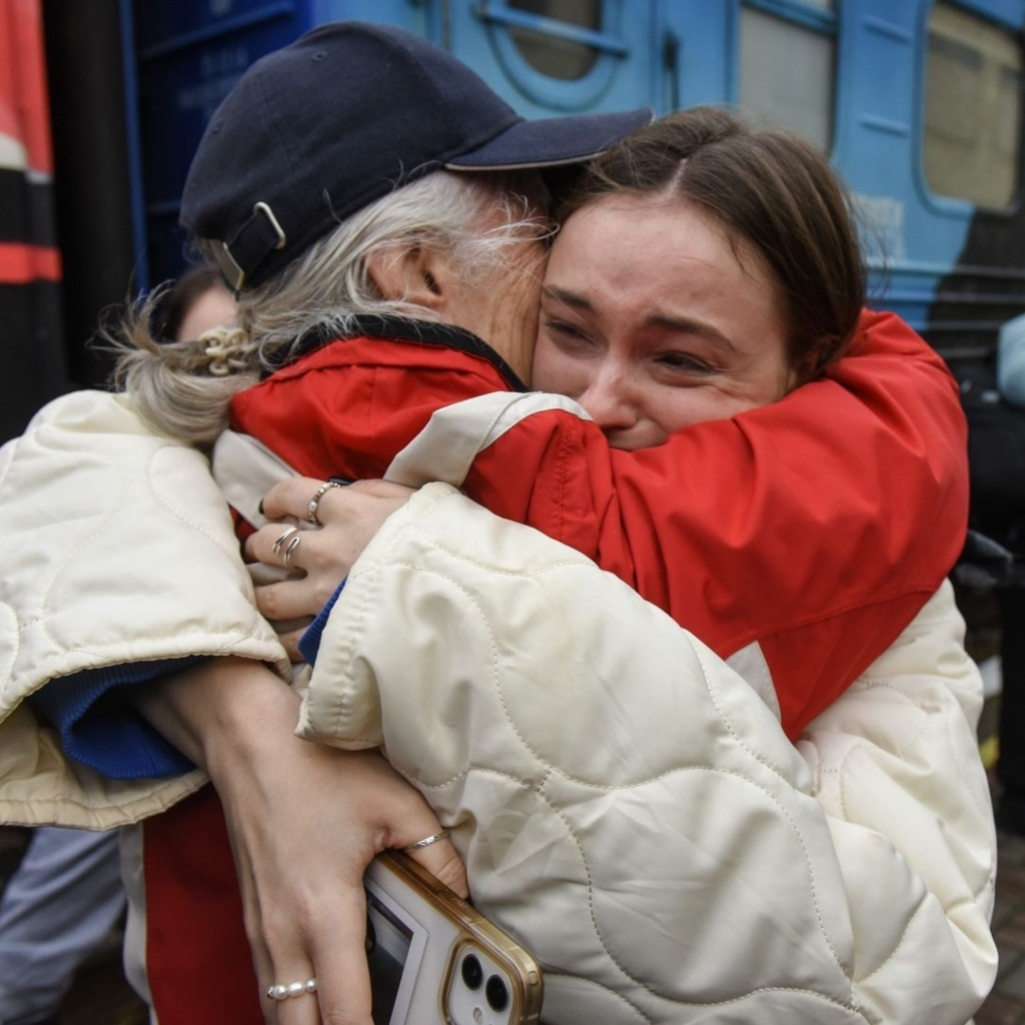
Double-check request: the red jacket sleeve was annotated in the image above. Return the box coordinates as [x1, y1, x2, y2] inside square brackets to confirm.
[230, 338, 519, 480]
[461, 310, 968, 735]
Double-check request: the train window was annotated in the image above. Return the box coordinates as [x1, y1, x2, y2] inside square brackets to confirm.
[505, 0, 602, 80]
[924, 2, 1022, 209]
[738, 2, 837, 151]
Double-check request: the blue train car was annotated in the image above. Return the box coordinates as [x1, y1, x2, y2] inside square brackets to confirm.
[126, 0, 1025, 364]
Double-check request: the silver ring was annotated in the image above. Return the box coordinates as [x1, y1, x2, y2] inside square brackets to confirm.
[272, 525, 300, 557]
[266, 977, 317, 1001]
[403, 828, 450, 853]
[282, 534, 302, 570]
[308, 480, 343, 526]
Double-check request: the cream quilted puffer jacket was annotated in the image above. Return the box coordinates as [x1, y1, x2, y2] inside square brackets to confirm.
[298, 481, 996, 1025]
[0, 391, 998, 1024]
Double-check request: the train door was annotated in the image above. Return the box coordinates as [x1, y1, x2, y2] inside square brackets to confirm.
[441, 3, 842, 136]
[441, 1, 736, 118]
[919, 0, 1025, 358]
[444, 1, 659, 118]
[833, 0, 1025, 356]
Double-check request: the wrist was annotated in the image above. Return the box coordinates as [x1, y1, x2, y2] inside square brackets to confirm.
[132, 656, 300, 776]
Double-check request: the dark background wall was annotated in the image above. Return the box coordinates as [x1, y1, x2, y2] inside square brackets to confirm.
[42, 0, 137, 392]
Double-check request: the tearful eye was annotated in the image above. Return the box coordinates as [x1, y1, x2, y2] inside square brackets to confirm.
[546, 319, 585, 340]
[541, 318, 596, 353]
[658, 352, 715, 374]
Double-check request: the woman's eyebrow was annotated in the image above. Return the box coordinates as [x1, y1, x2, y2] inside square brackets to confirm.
[543, 284, 738, 354]
[648, 314, 737, 354]
[541, 284, 592, 311]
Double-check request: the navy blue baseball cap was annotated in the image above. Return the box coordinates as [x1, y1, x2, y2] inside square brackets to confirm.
[181, 21, 651, 290]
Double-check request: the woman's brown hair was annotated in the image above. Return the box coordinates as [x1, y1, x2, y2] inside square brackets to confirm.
[559, 107, 866, 382]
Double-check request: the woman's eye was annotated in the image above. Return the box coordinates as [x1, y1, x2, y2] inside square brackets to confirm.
[544, 319, 589, 344]
[658, 352, 715, 374]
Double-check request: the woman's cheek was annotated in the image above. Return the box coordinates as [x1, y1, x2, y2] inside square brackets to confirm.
[531, 337, 573, 395]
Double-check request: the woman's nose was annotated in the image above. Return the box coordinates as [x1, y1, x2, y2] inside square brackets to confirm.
[577, 370, 638, 431]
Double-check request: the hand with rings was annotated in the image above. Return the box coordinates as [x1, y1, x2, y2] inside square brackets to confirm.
[246, 477, 415, 661]
[147, 659, 468, 1025]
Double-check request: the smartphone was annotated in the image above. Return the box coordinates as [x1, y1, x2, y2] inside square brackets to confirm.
[364, 849, 544, 1025]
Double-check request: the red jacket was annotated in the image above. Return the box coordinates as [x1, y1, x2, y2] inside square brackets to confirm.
[233, 308, 968, 738]
[145, 308, 967, 1024]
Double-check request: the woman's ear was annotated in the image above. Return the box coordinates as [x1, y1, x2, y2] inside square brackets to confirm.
[365, 246, 452, 313]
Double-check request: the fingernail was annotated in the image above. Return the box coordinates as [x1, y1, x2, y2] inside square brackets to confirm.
[258, 498, 265, 516]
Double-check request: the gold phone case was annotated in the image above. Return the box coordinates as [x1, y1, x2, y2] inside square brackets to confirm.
[366, 849, 544, 1024]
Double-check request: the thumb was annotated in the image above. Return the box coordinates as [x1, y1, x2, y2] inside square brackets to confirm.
[393, 823, 469, 899]
[404, 838, 469, 898]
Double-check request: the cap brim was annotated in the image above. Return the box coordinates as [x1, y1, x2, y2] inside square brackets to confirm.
[444, 107, 652, 171]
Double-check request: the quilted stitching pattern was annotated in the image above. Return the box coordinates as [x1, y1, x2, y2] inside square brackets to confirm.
[302, 484, 997, 1025]
[0, 392, 289, 827]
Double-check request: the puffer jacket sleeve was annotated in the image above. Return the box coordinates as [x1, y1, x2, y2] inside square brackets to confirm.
[0, 391, 290, 828]
[796, 581, 997, 1019]
[298, 483, 996, 1025]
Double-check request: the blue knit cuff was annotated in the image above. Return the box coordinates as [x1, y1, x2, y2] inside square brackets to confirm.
[29, 659, 204, 780]
[297, 580, 346, 666]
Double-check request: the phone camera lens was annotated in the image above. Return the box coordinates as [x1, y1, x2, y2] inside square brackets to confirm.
[461, 953, 484, 990]
[485, 975, 509, 1011]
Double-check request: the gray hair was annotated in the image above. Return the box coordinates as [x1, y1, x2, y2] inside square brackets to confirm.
[113, 170, 550, 446]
